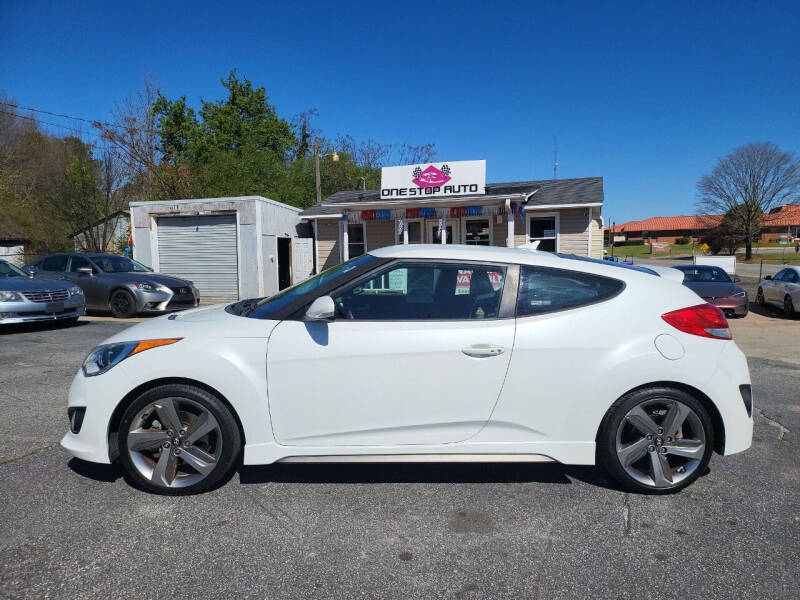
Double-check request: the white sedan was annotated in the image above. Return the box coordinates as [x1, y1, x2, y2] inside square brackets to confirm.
[62, 245, 753, 495]
[756, 266, 800, 316]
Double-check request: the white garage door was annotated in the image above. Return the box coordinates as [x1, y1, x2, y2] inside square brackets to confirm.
[157, 215, 239, 302]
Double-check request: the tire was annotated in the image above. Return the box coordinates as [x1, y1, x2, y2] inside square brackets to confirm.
[756, 287, 765, 307]
[109, 289, 137, 318]
[784, 295, 795, 317]
[118, 384, 242, 495]
[597, 386, 714, 494]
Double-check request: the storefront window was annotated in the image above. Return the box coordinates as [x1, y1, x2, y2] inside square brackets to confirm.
[527, 216, 557, 252]
[464, 219, 490, 245]
[348, 224, 365, 257]
[407, 221, 422, 244]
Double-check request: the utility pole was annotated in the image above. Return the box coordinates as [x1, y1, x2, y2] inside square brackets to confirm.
[610, 221, 615, 257]
[314, 142, 322, 205]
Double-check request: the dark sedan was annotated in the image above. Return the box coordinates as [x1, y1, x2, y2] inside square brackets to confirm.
[25, 253, 199, 318]
[673, 264, 748, 317]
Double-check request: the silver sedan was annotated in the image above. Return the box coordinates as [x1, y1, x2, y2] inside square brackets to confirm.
[0, 259, 85, 325]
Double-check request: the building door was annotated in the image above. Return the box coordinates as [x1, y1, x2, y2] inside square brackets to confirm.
[157, 215, 239, 302]
[428, 219, 459, 244]
[291, 238, 314, 285]
[277, 237, 291, 290]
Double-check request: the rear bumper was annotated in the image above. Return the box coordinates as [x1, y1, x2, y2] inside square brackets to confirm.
[707, 342, 753, 455]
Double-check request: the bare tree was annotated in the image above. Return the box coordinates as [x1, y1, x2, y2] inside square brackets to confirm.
[697, 142, 800, 260]
[397, 142, 436, 165]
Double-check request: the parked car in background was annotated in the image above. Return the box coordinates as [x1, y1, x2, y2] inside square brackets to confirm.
[0, 258, 84, 325]
[673, 265, 748, 317]
[26, 253, 199, 319]
[757, 266, 800, 317]
[62, 245, 753, 496]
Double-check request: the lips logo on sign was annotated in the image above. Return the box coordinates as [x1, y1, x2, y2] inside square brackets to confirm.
[412, 164, 451, 188]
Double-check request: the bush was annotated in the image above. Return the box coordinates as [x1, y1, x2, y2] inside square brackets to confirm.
[613, 240, 645, 247]
[674, 237, 690, 245]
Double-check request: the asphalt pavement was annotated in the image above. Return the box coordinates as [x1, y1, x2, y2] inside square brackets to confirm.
[0, 314, 798, 599]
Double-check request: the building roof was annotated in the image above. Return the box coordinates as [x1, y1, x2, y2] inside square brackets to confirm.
[606, 204, 800, 234]
[300, 177, 603, 217]
[764, 204, 800, 227]
[607, 214, 722, 233]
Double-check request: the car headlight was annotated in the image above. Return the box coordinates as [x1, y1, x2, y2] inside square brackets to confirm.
[0, 290, 23, 302]
[732, 290, 747, 298]
[132, 282, 157, 291]
[68, 286, 83, 296]
[82, 338, 182, 377]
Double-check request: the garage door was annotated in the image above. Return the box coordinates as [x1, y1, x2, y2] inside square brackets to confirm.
[157, 215, 239, 302]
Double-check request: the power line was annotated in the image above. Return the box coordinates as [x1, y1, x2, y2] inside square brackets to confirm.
[0, 101, 158, 135]
[0, 108, 112, 150]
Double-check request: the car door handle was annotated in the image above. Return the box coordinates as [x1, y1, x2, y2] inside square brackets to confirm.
[462, 344, 506, 358]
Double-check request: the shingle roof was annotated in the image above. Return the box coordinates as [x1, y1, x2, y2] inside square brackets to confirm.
[299, 177, 603, 217]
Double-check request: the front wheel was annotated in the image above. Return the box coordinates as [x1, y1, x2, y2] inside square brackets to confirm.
[756, 287, 765, 307]
[118, 384, 241, 495]
[598, 387, 714, 494]
[110, 289, 137, 318]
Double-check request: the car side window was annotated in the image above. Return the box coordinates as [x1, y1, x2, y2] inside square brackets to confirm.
[41, 255, 68, 272]
[517, 266, 624, 316]
[772, 269, 787, 281]
[331, 262, 506, 320]
[785, 270, 798, 283]
[68, 256, 94, 272]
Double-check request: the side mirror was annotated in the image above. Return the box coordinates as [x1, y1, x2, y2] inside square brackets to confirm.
[77, 267, 94, 276]
[765, 275, 772, 280]
[305, 295, 335, 321]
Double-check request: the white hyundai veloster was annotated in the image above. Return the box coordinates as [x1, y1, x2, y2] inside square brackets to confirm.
[62, 245, 753, 495]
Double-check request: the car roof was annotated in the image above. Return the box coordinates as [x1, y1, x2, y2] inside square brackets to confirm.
[368, 244, 658, 278]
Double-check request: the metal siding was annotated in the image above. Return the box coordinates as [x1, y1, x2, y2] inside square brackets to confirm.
[157, 215, 239, 301]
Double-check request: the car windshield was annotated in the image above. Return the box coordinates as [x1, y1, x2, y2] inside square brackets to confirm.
[0, 260, 28, 278]
[246, 254, 376, 319]
[676, 266, 732, 283]
[92, 256, 152, 273]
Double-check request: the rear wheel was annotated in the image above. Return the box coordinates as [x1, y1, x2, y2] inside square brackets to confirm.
[598, 387, 714, 494]
[110, 289, 137, 318]
[118, 384, 241, 495]
[784, 295, 795, 317]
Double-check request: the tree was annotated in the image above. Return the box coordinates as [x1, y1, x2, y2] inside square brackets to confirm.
[701, 206, 759, 255]
[697, 142, 800, 260]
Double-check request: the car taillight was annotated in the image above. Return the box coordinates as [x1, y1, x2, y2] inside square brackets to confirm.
[661, 303, 732, 340]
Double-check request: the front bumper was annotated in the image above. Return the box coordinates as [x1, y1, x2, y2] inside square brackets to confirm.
[134, 287, 199, 313]
[0, 296, 85, 324]
[705, 296, 749, 317]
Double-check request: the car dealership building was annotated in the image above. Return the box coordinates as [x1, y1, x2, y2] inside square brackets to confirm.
[300, 160, 604, 271]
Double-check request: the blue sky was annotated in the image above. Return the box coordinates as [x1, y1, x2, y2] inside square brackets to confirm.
[1, 1, 798, 222]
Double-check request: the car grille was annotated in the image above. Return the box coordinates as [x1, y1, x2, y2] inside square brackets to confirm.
[22, 289, 69, 302]
[170, 286, 192, 296]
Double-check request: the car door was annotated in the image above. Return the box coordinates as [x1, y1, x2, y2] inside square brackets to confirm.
[765, 269, 786, 303]
[266, 260, 516, 447]
[65, 255, 106, 309]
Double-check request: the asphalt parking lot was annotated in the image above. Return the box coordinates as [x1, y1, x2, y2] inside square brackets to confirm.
[1, 311, 798, 599]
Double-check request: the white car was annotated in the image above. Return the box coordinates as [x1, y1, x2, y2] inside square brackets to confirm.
[62, 245, 753, 495]
[756, 266, 800, 316]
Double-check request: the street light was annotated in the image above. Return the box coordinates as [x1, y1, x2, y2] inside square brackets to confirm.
[315, 143, 339, 204]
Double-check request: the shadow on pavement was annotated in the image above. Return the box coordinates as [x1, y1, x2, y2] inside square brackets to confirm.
[0, 319, 89, 335]
[746, 301, 796, 319]
[238, 462, 623, 491]
[68, 457, 124, 483]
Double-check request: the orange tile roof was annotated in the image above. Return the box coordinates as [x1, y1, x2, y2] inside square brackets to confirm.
[606, 214, 721, 233]
[764, 204, 800, 227]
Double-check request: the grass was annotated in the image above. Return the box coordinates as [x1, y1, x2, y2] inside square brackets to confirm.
[606, 243, 800, 264]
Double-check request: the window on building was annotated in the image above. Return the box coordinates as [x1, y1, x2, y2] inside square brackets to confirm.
[527, 216, 557, 252]
[517, 266, 624, 317]
[332, 262, 506, 320]
[464, 219, 491, 245]
[41, 255, 68, 272]
[348, 224, 365, 257]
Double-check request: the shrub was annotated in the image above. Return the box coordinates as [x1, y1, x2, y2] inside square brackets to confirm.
[674, 237, 690, 245]
[613, 240, 645, 247]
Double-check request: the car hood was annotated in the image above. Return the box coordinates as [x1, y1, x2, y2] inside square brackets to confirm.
[100, 303, 279, 344]
[98, 272, 193, 288]
[684, 281, 742, 298]
[0, 277, 73, 292]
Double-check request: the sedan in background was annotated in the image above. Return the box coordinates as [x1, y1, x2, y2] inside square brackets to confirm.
[62, 245, 753, 496]
[673, 265, 748, 317]
[0, 259, 84, 325]
[757, 266, 800, 316]
[26, 253, 199, 319]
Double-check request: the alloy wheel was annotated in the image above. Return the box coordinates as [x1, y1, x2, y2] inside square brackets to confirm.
[126, 397, 222, 489]
[615, 398, 706, 489]
[785, 295, 794, 316]
[111, 290, 134, 318]
[756, 288, 764, 306]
